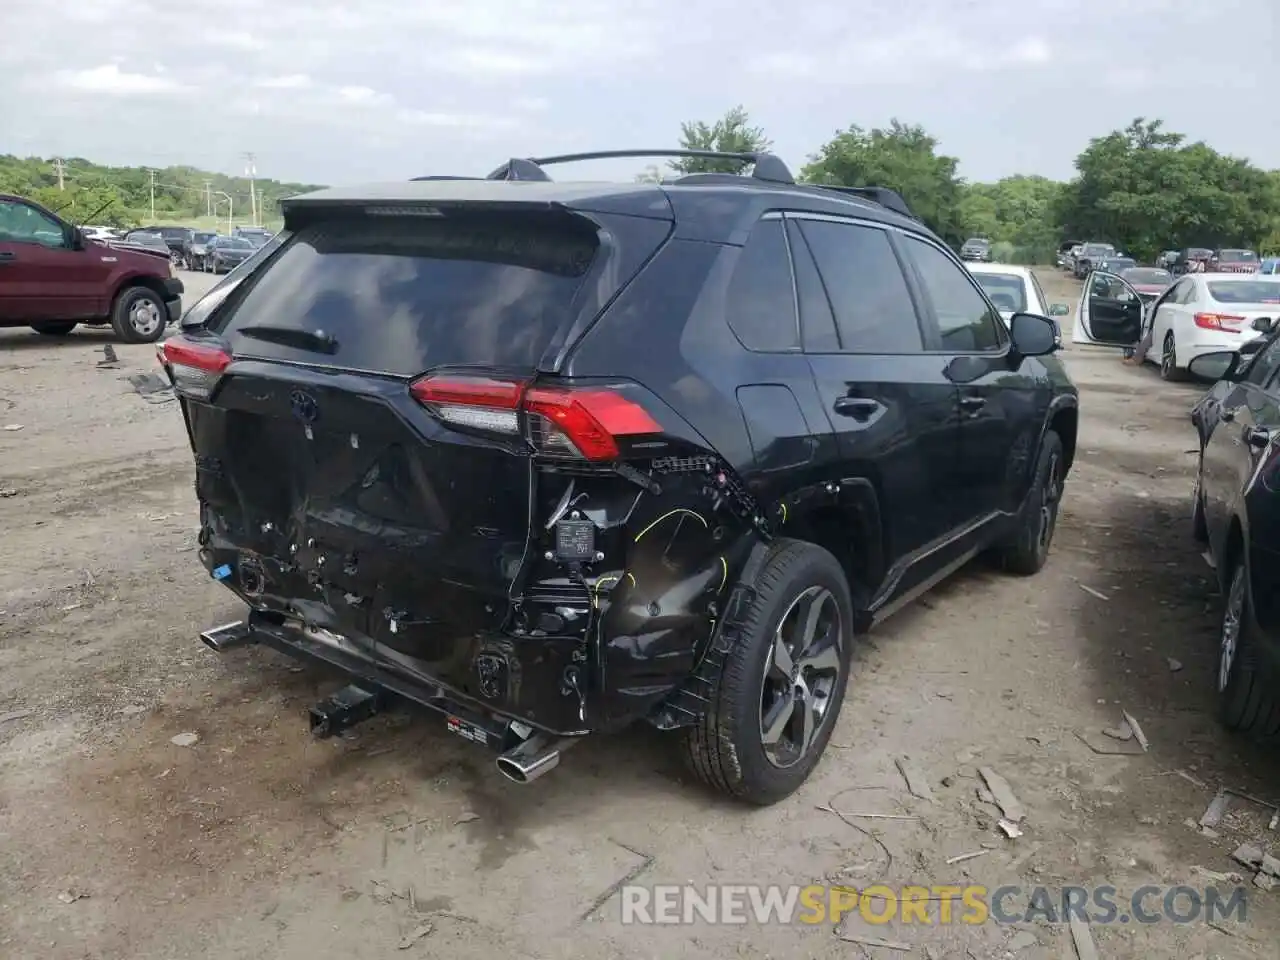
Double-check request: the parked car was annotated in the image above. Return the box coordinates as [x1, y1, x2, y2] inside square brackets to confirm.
[1208, 249, 1260, 274]
[204, 235, 255, 273]
[1080, 270, 1280, 379]
[232, 225, 273, 248]
[1260, 257, 1280, 276]
[959, 237, 992, 262]
[0, 193, 183, 341]
[1187, 330, 1280, 736]
[138, 225, 195, 263]
[120, 230, 175, 257]
[1172, 248, 1215, 275]
[1119, 266, 1174, 306]
[1063, 243, 1084, 273]
[1096, 256, 1136, 274]
[160, 149, 1078, 805]
[1056, 241, 1082, 269]
[1072, 242, 1117, 279]
[965, 261, 1070, 328]
[1157, 250, 1181, 271]
[184, 231, 218, 271]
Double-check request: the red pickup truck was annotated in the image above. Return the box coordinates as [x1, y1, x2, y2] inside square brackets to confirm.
[0, 193, 183, 342]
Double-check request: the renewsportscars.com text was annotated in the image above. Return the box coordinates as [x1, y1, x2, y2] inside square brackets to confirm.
[620, 884, 1248, 926]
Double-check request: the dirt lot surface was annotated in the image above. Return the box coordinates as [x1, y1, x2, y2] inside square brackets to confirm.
[2, 268, 1279, 958]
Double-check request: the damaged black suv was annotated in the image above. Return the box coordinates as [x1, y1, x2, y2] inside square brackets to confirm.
[161, 149, 1078, 805]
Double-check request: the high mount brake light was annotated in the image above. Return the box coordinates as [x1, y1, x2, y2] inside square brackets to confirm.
[409, 374, 661, 461]
[157, 337, 232, 401]
[1193, 313, 1246, 331]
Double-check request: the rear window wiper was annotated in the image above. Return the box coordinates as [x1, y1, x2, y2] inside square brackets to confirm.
[237, 324, 339, 354]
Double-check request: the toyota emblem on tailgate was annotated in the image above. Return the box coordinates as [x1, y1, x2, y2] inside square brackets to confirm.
[290, 389, 319, 424]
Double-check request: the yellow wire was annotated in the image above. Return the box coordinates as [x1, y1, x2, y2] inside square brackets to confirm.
[633, 508, 707, 543]
[780, 502, 788, 523]
[592, 574, 620, 607]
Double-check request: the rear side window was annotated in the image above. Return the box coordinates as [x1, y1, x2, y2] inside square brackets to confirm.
[725, 219, 799, 352]
[903, 237, 1005, 352]
[794, 219, 922, 353]
[1244, 336, 1280, 388]
[213, 213, 598, 375]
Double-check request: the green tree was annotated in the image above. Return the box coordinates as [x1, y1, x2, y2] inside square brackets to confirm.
[1056, 118, 1277, 263]
[0, 154, 322, 230]
[801, 120, 966, 245]
[959, 175, 1064, 263]
[670, 105, 773, 175]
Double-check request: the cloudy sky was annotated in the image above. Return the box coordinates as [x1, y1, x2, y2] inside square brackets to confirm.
[1, 0, 1275, 188]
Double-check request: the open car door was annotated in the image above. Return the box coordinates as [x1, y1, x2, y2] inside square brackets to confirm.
[1076, 271, 1144, 346]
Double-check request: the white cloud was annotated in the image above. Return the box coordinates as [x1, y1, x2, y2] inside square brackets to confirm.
[1010, 37, 1052, 65]
[254, 74, 313, 89]
[335, 86, 392, 106]
[53, 63, 186, 96]
[206, 29, 267, 51]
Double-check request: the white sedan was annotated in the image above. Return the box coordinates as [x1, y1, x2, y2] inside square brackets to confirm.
[1074, 271, 1280, 376]
[965, 262, 1070, 320]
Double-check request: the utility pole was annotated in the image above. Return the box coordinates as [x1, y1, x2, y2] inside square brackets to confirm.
[52, 158, 66, 190]
[203, 179, 212, 217]
[148, 169, 156, 222]
[243, 152, 257, 226]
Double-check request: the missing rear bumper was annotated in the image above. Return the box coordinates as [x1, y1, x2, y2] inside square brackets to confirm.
[197, 612, 588, 781]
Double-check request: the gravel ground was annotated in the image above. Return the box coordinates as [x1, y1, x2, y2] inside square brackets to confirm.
[1, 269, 1277, 959]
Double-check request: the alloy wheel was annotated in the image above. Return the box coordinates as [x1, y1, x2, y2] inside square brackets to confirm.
[759, 586, 843, 769]
[1219, 570, 1245, 693]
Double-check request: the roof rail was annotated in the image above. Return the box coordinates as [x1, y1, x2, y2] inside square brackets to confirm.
[806, 184, 918, 220]
[409, 175, 485, 181]
[486, 149, 795, 185]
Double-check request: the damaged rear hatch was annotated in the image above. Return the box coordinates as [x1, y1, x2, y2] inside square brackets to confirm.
[164, 182, 673, 709]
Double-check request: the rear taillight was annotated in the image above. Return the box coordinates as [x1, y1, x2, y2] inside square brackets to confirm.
[157, 337, 232, 400]
[409, 374, 661, 462]
[1193, 313, 1245, 331]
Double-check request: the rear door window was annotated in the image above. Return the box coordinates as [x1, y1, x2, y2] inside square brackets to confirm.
[792, 218, 923, 353]
[724, 218, 800, 352]
[212, 212, 599, 375]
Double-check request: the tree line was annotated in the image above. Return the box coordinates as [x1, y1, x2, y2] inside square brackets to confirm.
[3, 108, 1278, 262]
[649, 108, 1280, 264]
[0, 154, 322, 230]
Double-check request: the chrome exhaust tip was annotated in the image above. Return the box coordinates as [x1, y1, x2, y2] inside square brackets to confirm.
[496, 733, 575, 784]
[199, 620, 254, 652]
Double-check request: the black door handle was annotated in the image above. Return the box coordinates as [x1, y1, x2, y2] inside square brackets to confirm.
[1220, 408, 1236, 423]
[1244, 426, 1271, 450]
[959, 396, 987, 413]
[833, 397, 882, 420]
[0, 251, 15, 263]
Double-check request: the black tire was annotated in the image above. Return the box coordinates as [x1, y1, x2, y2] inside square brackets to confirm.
[1192, 470, 1208, 543]
[110, 286, 167, 344]
[1217, 560, 1280, 737]
[995, 429, 1065, 576]
[682, 539, 855, 806]
[31, 322, 77, 336]
[1160, 332, 1184, 382]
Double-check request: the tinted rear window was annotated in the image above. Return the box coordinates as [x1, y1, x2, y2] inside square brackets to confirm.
[971, 272, 1027, 312]
[214, 213, 598, 375]
[1206, 280, 1280, 304]
[1122, 268, 1171, 285]
[1217, 249, 1257, 261]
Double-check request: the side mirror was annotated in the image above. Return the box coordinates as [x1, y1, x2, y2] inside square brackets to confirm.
[1009, 313, 1059, 357]
[1187, 350, 1238, 382]
[1252, 317, 1274, 334]
[1049, 303, 1070, 317]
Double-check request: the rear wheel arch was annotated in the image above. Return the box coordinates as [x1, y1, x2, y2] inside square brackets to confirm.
[777, 481, 884, 614]
[1048, 405, 1078, 473]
